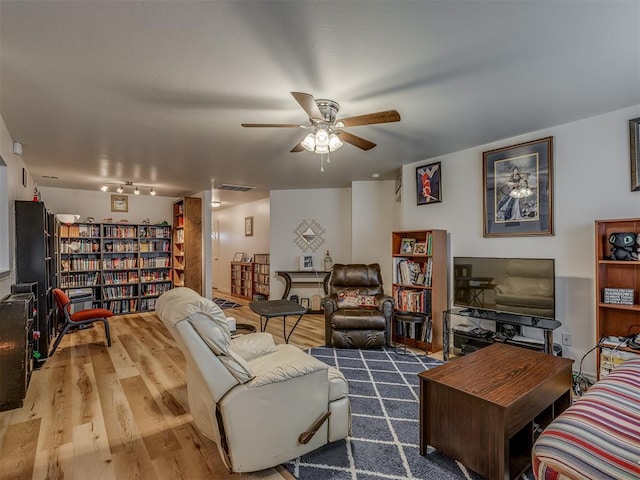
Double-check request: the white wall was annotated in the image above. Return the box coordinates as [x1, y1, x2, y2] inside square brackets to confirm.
[351, 180, 396, 288]
[270, 189, 352, 300]
[211, 197, 270, 294]
[39, 186, 177, 224]
[402, 104, 640, 377]
[0, 115, 38, 299]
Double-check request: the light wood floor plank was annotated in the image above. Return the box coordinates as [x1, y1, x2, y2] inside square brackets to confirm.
[0, 291, 339, 479]
[0, 418, 40, 480]
[119, 375, 182, 460]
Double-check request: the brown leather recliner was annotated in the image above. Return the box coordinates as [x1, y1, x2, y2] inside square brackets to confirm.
[323, 263, 394, 348]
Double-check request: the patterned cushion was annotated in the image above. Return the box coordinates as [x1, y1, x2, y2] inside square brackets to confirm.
[532, 359, 640, 480]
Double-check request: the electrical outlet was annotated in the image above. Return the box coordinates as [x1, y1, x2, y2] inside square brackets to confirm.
[562, 333, 572, 346]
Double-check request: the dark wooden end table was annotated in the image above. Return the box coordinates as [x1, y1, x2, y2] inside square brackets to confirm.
[419, 343, 573, 480]
[249, 299, 307, 343]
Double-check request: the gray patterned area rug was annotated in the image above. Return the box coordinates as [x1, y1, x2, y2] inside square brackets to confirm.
[285, 347, 533, 480]
[213, 297, 241, 309]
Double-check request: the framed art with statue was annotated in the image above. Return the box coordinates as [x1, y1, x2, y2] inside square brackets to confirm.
[630, 117, 640, 191]
[482, 137, 553, 237]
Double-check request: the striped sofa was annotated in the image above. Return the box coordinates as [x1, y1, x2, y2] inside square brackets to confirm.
[532, 359, 640, 479]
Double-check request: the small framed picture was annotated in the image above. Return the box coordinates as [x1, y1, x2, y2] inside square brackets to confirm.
[299, 254, 314, 271]
[413, 242, 427, 255]
[300, 297, 310, 309]
[400, 238, 416, 254]
[245, 216, 254, 236]
[111, 194, 128, 212]
[233, 252, 244, 262]
[416, 161, 442, 205]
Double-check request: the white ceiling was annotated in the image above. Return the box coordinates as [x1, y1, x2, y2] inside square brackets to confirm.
[1, 1, 639, 207]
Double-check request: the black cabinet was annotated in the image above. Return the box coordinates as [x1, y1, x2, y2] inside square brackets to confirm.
[15, 201, 59, 361]
[0, 293, 35, 411]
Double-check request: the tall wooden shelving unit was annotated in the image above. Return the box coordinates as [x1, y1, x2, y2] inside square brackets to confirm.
[391, 229, 448, 352]
[172, 197, 202, 295]
[595, 218, 640, 378]
[59, 222, 172, 314]
[231, 261, 254, 300]
[253, 253, 270, 299]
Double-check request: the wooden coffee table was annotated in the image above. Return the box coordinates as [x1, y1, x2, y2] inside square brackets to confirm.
[419, 343, 573, 480]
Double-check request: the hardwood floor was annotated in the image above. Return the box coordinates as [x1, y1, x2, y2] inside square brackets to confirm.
[0, 292, 325, 480]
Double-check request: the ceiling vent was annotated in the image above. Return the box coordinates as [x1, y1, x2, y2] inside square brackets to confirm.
[216, 183, 256, 192]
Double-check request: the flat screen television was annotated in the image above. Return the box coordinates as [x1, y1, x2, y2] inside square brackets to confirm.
[453, 257, 555, 320]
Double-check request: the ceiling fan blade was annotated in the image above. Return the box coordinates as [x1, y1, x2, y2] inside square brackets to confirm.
[338, 131, 376, 150]
[290, 142, 305, 153]
[241, 123, 303, 128]
[339, 110, 401, 127]
[291, 92, 323, 121]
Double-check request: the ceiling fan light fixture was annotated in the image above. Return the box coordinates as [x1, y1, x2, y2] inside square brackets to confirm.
[328, 133, 343, 151]
[315, 128, 329, 147]
[315, 144, 329, 154]
[301, 133, 316, 152]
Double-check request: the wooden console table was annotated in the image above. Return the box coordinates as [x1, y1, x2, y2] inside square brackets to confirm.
[275, 270, 331, 304]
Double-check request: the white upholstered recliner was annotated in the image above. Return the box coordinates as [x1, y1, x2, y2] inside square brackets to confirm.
[155, 287, 351, 473]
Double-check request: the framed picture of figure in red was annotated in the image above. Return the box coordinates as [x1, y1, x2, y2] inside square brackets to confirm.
[416, 161, 442, 205]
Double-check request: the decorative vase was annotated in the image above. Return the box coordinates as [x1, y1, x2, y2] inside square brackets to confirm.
[324, 250, 333, 271]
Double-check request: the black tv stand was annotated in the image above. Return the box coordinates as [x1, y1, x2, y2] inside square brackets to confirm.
[443, 308, 562, 361]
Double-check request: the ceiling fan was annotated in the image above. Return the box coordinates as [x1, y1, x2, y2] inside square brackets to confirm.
[241, 92, 401, 154]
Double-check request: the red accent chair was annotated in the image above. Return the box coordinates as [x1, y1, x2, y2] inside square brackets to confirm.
[50, 288, 113, 356]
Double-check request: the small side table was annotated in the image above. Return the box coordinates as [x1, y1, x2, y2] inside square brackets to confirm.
[394, 311, 429, 355]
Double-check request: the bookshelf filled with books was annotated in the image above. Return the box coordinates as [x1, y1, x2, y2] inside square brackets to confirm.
[253, 254, 270, 299]
[59, 222, 172, 314]
[391, 229, 448, 352]
[172, 197, 202, 294]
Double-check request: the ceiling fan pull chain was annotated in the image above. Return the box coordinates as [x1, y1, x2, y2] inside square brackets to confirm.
[327, 151, 331, 164]
[320, 154, 325, 172]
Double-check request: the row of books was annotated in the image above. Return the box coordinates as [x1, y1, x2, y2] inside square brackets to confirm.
[139, 226, 171, 239]
[59, 272, 100, 288]
[103, 285, 137, 299]
[62, 258, 101, 271]
[104, 241, 138, 253]
[395, 317, 433, 343]
[394, 287, 432, 313]
[395, 258, 433, 286]
[141, 271, 171, 282]
[103, 225, 138, 238]
[140, 256, 171, 268]
[141, 283, 172, 297]
[103, 271, 140, 284]
[139, 240, 170, 252]
[104, 299, 138, 314]
[61, 239, 100, 253]
[103, 258, 138, 269]
[60, 224, 101, 238]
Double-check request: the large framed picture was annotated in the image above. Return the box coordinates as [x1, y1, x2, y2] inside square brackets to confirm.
[630, 117, 640, 191]
[482, 137, 553, 237]
[416, 161, 442, 205]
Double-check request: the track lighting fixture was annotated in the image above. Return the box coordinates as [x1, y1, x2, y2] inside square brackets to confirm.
[100, 181, 158, 196]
